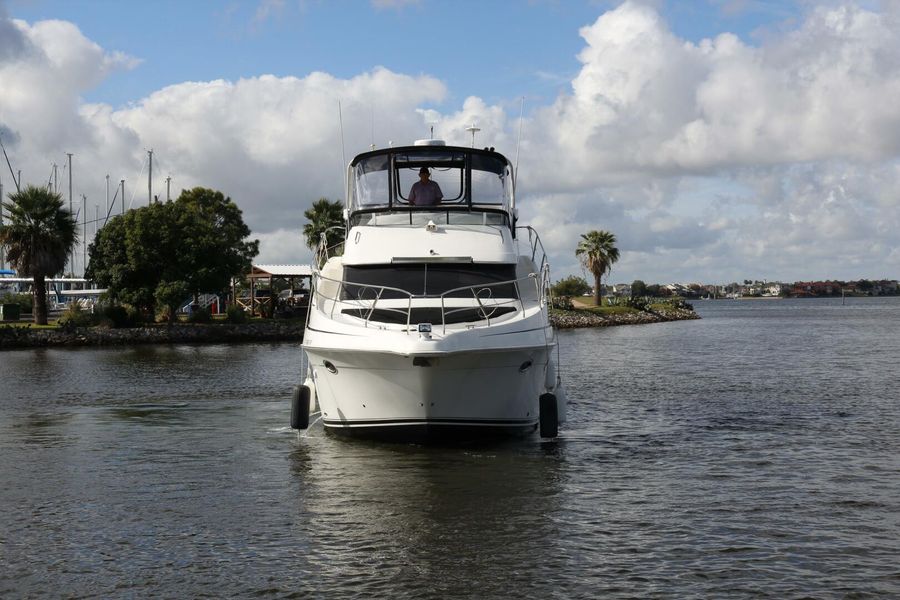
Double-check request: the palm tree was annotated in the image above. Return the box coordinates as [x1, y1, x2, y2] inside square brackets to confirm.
[302, 197, 345, 253]
[0, 185, 78, 324]
[576, 230, 620, 306]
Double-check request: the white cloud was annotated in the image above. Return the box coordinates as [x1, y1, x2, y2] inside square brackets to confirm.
[2, 3, 900, 283]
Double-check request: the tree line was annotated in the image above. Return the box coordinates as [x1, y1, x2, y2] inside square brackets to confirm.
[1, 185, 258, 324]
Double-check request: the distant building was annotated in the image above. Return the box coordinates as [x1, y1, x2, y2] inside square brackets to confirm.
[611, 283, 631, 297]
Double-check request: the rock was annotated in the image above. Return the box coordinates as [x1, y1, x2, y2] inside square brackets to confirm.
[0, 321, 305, 350]
[549, 307, 699, 329]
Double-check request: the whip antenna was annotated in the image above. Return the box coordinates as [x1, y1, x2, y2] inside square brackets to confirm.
[514, 96, 525, 179]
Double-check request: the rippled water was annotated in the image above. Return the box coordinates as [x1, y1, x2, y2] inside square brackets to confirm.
[2, 298, 899, 598]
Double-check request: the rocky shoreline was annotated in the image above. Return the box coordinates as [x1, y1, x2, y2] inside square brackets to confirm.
[0, 321, 305, 349]
[549, 306, 700, 329]
[2, 307, 699, 349]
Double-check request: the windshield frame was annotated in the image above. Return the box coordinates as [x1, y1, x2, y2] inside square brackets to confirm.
[347, 145, 515, 221]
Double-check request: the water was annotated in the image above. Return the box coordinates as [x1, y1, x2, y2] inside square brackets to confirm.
[1, 298, 899, 598]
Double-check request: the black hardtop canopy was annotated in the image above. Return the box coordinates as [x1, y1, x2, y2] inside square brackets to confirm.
[350, 144, 512, 171]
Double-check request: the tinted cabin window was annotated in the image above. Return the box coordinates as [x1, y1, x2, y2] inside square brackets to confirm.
[470, 154, 509, 205]
[342, 264, 518, 300]
[354, 155, 390, 208]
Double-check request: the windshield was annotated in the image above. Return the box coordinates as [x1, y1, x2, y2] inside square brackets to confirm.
[348, 147, 513, 213]
[342, 264, 519, 300]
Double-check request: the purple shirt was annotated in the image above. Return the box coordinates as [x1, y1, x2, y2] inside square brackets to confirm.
[409, 180, 443, 206]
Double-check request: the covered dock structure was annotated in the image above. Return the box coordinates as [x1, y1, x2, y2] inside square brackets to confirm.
[234, 264, 313, 317]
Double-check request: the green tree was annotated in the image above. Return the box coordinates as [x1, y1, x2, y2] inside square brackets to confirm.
[631, 279, 647, 298]
[0, 185, 78, 324]
[174, 188, 259, 305]
[575, 230, 620, 306]
[87, 187, 258, 320]
[303, 198, 345, 252]
[551, 275, 591, 298]
[87, 202, 179, 316]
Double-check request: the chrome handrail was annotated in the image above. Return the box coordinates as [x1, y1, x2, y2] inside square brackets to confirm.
[311, 270, 545, 334]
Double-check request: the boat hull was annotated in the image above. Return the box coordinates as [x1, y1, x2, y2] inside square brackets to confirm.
[305, 346, 549, 440]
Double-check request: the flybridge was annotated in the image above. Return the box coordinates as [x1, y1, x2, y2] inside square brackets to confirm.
[345, 144, 516, 232]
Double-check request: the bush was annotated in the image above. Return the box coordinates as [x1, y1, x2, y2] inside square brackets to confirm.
[127, 306, 146, 326]
[621, 296, 650, 311]
[101, 304, 130, 328]
[551, 295, 574, 310]
[551, 276, 591, 298]
[0, 292, 32, 314]
[188, 306, 212, 323]
[58, 302, 96, 328]
[225, 304, 248, 324]
[95, 303, 145, 328]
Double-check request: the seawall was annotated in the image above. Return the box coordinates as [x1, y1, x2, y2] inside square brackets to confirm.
[2, 306, 699, 349]
[0, 322, 304, 350]
[549, 306, 700, 329]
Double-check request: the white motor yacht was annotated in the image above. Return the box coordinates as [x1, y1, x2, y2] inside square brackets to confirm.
[291, 140, 566, 440]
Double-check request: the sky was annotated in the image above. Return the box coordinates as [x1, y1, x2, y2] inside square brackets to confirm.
[1, 0, 899, 285]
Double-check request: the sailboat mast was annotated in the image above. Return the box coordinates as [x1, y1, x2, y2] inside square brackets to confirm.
[67, 153, 73, 276]
[0, 176, 4, 270]
[148, 149, 153, 204]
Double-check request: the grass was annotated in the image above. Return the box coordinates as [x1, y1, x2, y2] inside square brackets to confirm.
[568, 296, 640, 315]
[1, 321, 61, 329]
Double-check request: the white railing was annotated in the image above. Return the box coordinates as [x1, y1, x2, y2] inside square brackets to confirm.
[517, 225, 553, 305]
[178, 293, 219, 314]
[311, 267, 549, 335]
[314, 226, 347, 267]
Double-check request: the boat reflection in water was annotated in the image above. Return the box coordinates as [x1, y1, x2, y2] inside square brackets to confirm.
[288, 436, 568, 595]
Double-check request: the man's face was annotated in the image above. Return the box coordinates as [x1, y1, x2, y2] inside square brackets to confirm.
[419, 171, 429, 181]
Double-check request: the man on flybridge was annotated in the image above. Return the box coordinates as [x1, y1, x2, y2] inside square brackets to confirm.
[408, 167, 443, 206]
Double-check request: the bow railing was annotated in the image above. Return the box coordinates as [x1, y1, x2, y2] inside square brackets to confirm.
[311, 266, 549, 335]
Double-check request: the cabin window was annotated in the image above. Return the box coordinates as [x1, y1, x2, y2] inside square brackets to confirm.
[470, 154, 510, 205]
[394, 150, 466, 205]
[354, 155, 390, 208]
[341, 264, 518, 300]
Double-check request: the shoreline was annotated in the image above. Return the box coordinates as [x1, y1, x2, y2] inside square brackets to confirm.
[550, 306, 700, 329]
[1, 307, 700, 349]
[0, 321, 305, 350]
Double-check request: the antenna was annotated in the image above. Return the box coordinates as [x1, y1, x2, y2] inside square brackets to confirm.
[147, 149, 153, 204]
[465, 123, 481, 148]
[514, 96, 525, 177]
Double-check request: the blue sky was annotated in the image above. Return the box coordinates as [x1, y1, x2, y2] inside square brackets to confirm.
[8, 0, 804, 109]
[2, 0, 899, 283]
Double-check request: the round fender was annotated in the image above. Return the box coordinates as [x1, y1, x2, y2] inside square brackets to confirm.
[539, 393, 558, 438]
[291, 385, 311, 430]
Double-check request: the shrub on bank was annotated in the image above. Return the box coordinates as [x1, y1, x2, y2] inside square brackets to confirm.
[189, 307, 212, 323]
[96, 303, 145, 328]
[58, 302, 96, 328]
[551, 295, 574, 310]
[1, 292, 32, 314]
[225, 305, 248, 324]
